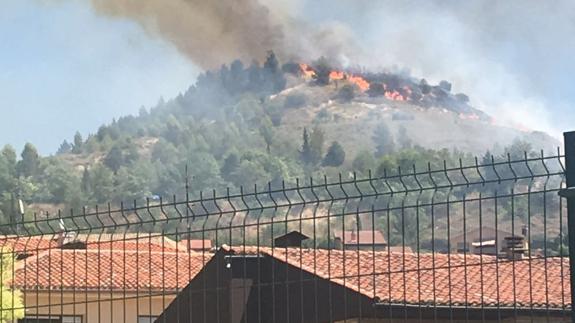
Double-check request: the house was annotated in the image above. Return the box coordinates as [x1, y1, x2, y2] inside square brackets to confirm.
[157, 246, 571, 322]
[333, 230, 387, 251]
[451, 226, 516, 256]
[274, 231, 309, 248]
[470, 239, 498, 255]
[1, 233, 211, 323]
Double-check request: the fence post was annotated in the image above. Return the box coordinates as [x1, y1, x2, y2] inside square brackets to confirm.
[563, 131, 575, 321]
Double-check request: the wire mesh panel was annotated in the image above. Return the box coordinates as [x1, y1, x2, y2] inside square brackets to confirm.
[0, 148, 571, 322]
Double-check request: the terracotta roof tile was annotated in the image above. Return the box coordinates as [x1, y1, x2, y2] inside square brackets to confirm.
[0, 233, 183, 255]
[13, 249, 210, 292]
[228, 247, 570, 310]
[0, 235, 60, 254]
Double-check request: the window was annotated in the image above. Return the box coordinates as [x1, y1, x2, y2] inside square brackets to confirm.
[19, 316, 82, 323]
[138, 316, 158, 323]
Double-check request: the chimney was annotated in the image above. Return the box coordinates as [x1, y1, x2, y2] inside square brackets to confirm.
[57, 231, 80, 248]
[56, 231, 66, 247]
[521, 225, 530, 255]
[522, 225, 528, 237]
[502, 235, 527, 260]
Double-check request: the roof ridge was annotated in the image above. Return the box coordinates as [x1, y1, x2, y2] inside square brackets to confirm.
[36, 248, 208, 256]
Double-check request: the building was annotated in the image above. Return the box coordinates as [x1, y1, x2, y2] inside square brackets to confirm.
[451, 226, 515, 256]
[2, 233, 211, 323]
[158, 246, 571, 322]
[274, 231, 309, 248]
[333, 230, 387, 251]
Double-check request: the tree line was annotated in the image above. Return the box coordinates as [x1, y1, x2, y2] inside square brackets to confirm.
[0, 52, 558, 247]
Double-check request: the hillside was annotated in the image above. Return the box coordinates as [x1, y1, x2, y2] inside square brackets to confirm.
[0, 52, 560, 223]
[272, 80, 558, 160]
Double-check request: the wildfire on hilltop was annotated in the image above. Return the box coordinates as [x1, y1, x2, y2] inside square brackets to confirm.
[295, 62, 486, 119]
[299, 64, 393, 98]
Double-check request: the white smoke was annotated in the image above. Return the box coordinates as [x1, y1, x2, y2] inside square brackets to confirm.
[295, 0, 572, 136]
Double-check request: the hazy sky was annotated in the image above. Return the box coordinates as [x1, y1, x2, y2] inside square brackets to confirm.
[1, 0, 574, 154]
[0, 1, 199, 154]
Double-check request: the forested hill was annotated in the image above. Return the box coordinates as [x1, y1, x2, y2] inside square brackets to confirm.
[0, 52, 559, 221]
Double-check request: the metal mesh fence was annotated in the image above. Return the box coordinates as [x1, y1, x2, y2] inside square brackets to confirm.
[0, 147, 571, 322]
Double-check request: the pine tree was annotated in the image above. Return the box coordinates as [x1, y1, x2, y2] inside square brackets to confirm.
[263, 50, 286, 92]
[57, 140, 72, 155]
[1, 145, 17, 175]
[221, 153, 240, 179]
[81, 166, 91, 195]
[19, 143, 39, 177]
[309, 127, 325, 164]
[104, 146, 123, 173]
[300, 128, 313, 165]
[323, 141, 346, 166]
[72, 131, 83, 154]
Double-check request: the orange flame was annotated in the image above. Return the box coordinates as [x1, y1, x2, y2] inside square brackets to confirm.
[299, 63, 316, 78]
[347, 75, 370, 92]
[385, 91, 406, 101]
[329, 70, 345, 80]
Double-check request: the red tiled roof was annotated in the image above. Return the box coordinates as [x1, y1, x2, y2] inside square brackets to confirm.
[0, 235, 60, 254]
[83, 238, 182, 252]
[0, 233, 183, 255]
[13, 249, 210, 292]
[227, 247, 570, 310]
[334, 230, 387, 245]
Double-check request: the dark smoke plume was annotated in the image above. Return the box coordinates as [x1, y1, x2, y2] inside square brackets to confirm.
[90, 0, 360, 69]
